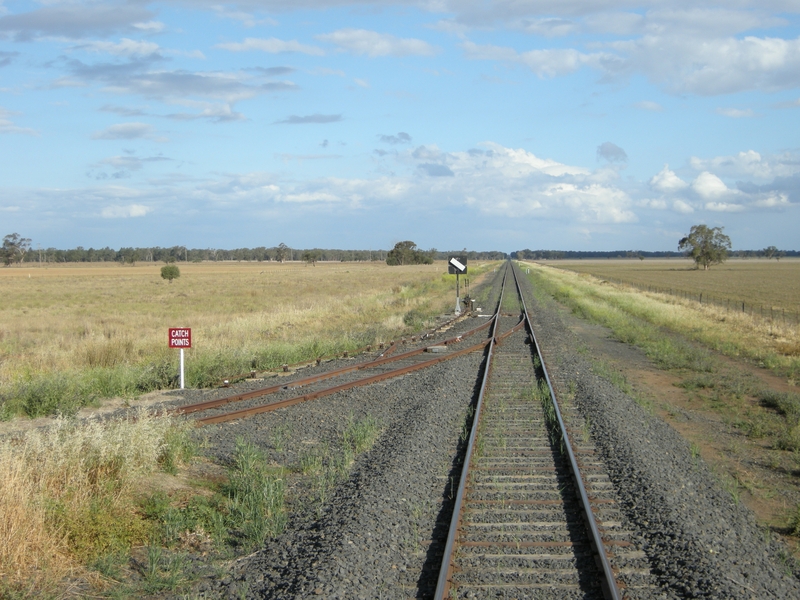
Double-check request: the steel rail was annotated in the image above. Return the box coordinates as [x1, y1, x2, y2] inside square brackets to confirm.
[511, 260, 622, 600]
[174, 314, 498, 417]
[195, 336, 492, 426]
[433, 262, 510, 599]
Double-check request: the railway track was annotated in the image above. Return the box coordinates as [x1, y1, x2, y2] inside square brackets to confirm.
[176, 260, 658, 597]
[180, 260, 799, 599]
[172, 304, 504, 426]
[434, 262, 635, 599]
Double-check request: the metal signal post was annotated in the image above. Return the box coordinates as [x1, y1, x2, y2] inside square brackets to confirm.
[448, 256, 468, 315]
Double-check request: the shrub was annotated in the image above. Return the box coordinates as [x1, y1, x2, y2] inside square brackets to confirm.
[160, 265, 180, 283]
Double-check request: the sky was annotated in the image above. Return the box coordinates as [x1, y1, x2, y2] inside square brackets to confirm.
[1, 1, 799, 253]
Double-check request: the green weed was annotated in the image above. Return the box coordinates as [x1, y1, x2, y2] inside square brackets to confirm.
[224, 438, 287, 550]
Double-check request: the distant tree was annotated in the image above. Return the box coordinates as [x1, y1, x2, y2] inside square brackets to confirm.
[2, 233, 31, 266]
[763, 246, 779, 260]
[160, 264, 180, 283]
[302, 250, 319, 266]
[386, 241, 434, 266]
[678, 225, 731, 270]
[275, 242, 289, 263]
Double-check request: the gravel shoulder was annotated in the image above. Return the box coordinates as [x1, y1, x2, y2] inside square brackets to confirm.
[518, 272, 800, 598]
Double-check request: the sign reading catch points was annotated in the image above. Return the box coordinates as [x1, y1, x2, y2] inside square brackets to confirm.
[169, 328, 192, 348]
[448, 255, 467, 274]
[168, 328, 191, 389]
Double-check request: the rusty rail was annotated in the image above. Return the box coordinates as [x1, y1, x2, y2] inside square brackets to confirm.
[195, 338, 491, 426]
[215, 310, 470, 383]
[175, 314, 499, 418]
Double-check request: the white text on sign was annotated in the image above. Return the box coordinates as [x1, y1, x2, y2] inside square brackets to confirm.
[168, 328, 192, 348]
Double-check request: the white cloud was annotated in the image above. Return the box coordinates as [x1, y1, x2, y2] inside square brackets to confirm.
[716, 107, 755, 118]
[316, 29, 438, 58]
[354, 78, 370, 88]
[692, 171, 731, 199]
[634, 100, 663, 111]
[639, 198, 667, 210]
[516, 18, 578, 37]
[541, 183, 636, 223]
[705, 201, 745, 212]
[690, 150, 800, 179]
[278, 192, 342, 203]
[216, 37, 325, 56]
[211, 6, 276, 28]
[0, 107, 38, 136]
[461, 41, 613, 78]
[0, 4, 154, 40]
[673, 200, 695, 214]
[101, 204, 151, 218]
[649, 165, 688, 192]
[448, 6, 800, 96]
[754, 193, 791, 208]
[78, 38, 159, 57]
[610, 34, 800, 95]
[164, 49, 206, 60]
[132, 21, 164, 33]
[91, 122, 157, 140]
[178, 141, 633, 225]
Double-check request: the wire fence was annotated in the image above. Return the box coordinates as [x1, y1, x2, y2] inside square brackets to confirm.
[601, 277, 800, 327]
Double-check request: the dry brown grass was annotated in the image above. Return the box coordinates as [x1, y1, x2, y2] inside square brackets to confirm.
[0, 261, 446, 379]
[0, 410, 191, 591]
[1, 260, 491, 415]
[552, 258, 800, 314]
[0, 451, 71, 589]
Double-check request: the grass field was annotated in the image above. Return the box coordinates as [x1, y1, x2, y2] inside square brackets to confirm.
[552, 258, 800, 315]
[0, 260, 492, 418]
[520, 259, 800, 550]
[521, 261, 800, 378]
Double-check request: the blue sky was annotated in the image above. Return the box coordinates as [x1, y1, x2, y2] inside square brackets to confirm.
[1, 1, 799, 252]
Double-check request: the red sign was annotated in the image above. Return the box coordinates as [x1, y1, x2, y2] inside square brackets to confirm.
[168, 328, 192, 348]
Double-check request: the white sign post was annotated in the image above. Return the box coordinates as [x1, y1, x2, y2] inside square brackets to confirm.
[168, 328, 192, 389]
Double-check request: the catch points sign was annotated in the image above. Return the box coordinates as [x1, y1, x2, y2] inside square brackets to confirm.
[448, 255, 467, 274]
[169, 328, 192, 348]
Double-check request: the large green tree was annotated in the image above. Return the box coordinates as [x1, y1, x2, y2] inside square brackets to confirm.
[678, 225, 731, 270]
[386, 241, 434, 266]
[2, 233, 31, 266]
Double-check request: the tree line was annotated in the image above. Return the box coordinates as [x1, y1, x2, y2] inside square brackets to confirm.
[514, 225, 793, 271]
[512, 248, 797, 261]
[2, 236, 508, 266]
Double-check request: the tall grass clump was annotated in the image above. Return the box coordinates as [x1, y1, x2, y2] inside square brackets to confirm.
[760, 391, 800, 451]
[0, 409, 194, 592]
